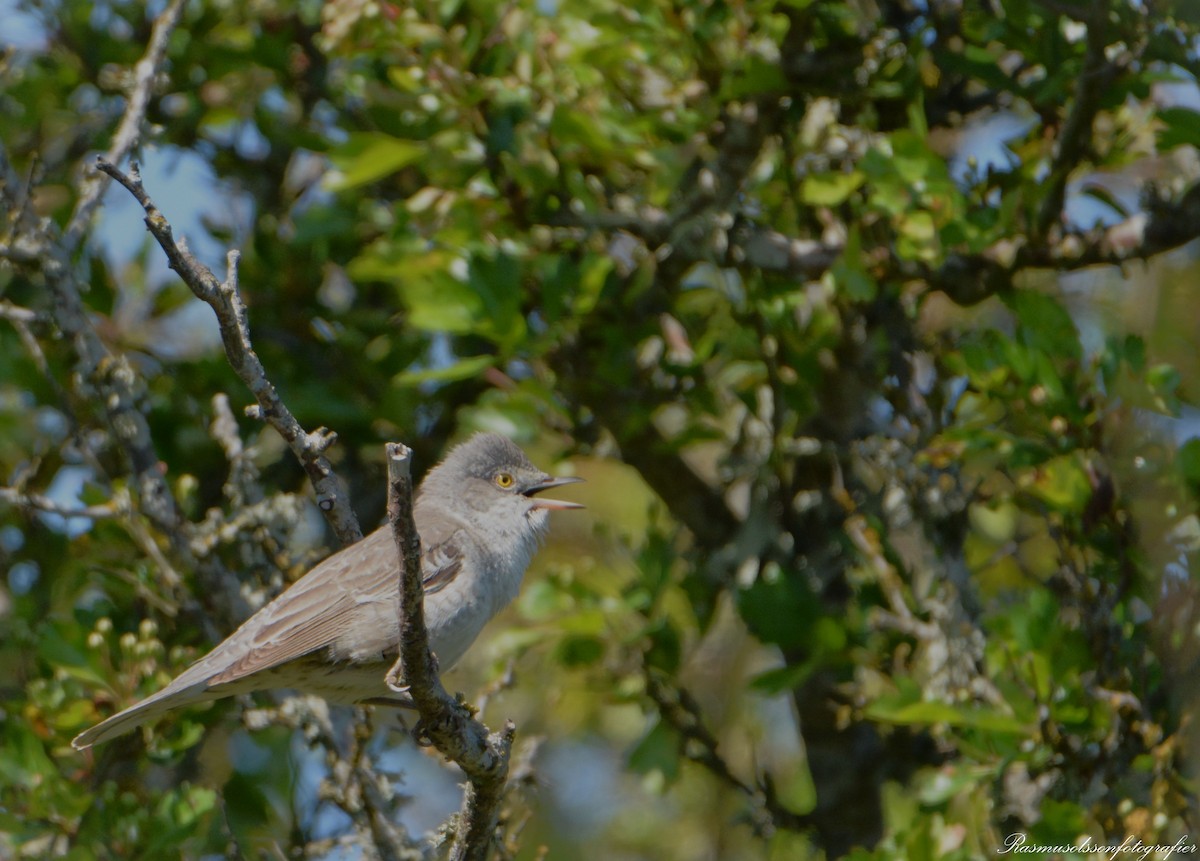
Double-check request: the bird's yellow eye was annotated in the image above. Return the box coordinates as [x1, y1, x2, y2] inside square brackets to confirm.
[494, 472, 515, 489]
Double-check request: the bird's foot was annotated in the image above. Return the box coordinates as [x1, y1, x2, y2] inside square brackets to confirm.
[384, 656, 409, 693]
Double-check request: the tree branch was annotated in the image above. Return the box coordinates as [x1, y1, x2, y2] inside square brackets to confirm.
[0, 145, 187, 547]
[62, 0, 188, 254]
[383, 443, 513, 861]
[644, 669, 813, 837]
[0, 300, 48, 325]
[1034, 5, 1122, 240]
[0, 486, 126, 521]
[93, 158, 363, 547]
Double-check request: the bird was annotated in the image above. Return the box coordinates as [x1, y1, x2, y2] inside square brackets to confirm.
[72, 433, 584, 749]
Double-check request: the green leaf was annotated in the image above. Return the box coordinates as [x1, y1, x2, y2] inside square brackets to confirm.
[1080, 184, 1130, 219]
[736, 568, 819, 650]
[1123, 334, 1146, 372]
[1030, 798, 1089, 845]
[801, 171, 865, 206]
[467, 251, 526, 347]
[643, 618, 682, 675]
[36, 624, 109, 687]
[628, 718, 682, 781]
[749, 662, 815, 695]
[1025, 454, 1091, 513]
[575, 255, 613, 316]
[1178, 439, 1200, 494]
[831, 228, 877, 301]
[393, 354, 494, 387]
[555, 634, 605, 667]
[867, 687, 1030, 734]
[1147, 362, 1182, 410]
[968, 501, 1019, 544]
[897, 210, 938, 262]
[889, 130, 949, 185]
[1004, 290, 1082, 363]
[1157, 107, 1200, 151]
[214, 772, 271, 840]
[915, 764, 996, 806]
[326, 132, 425, 191]
[0, 722, 58, 789]
[519, 579, 571, 621]
[720, 55, 787, 100]
[399, 276, 485, 333]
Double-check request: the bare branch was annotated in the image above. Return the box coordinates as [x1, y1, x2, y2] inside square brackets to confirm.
[0, 302, 65, 405]
[644, 669, 813, 837]
[384, 443, 513, 861]
[62, 0, 188, 253]
[925, 186, 1200, 306]
[550, 209, 840, 282]
[0, 145, 186, 544]
[93, 158, 363, 546]
[726, 224, 842, 278]
[256, 699, 423, 860]
[209, 393, 245, 463]
[0, 486, 125, 521]
[0, 301, 47, 325]
[1034, 6, 1124, 240]
[0, 153, 250, 635]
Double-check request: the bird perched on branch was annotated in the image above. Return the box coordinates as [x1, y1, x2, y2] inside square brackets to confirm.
[73, 433, 583, 749]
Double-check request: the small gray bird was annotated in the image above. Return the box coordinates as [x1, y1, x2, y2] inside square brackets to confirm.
[72, 433, 583, 749]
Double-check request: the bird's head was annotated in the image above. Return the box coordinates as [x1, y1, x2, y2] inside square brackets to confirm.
[419, 433, 584, 536]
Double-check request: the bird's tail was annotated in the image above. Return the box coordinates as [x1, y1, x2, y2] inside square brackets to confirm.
[71, 680, 208, 750]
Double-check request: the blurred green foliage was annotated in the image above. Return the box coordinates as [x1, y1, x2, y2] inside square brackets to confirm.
[3, 0, 1200, 859]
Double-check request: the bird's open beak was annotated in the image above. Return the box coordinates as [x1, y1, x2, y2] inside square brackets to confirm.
[525, 475, 585, 510]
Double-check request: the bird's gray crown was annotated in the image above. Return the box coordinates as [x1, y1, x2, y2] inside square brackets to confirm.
[437, 433, 535, 478]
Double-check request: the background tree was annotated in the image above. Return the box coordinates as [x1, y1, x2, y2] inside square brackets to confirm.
[3, 0, 1200, 859]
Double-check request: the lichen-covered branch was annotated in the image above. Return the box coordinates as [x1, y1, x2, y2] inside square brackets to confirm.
[0, 144, 189, 550]
[0, 300, 46, 325]
[384, 443, 513, 861]
[93, 158, 363, 547]
[0, 0, 192, 565]
[0, 486, 126, 521]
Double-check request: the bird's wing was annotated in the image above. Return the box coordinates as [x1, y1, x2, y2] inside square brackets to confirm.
[197, 518, 465, 689]
[420, 536, 464, 594]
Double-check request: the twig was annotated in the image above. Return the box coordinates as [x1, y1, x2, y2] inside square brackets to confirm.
[0, 145, 190, 555]
[349, 713, 421, 861]
[551, 209, 840, 281]
[291, 701, 421, 860]
[0, 12, 207, 584]
[123, 511, 186, 596]
[0, 486, 125, 520]
[643, 669, 813, 837]
[842, 514, 937, 637]
[209, 392, 266, 511]
[93, 158, 363, 547]
[62, 0, 188, 253]
[1034, 5, 1122, 240]
[384, 443, 514, 861]
[0, 300, 47, 325]
[99, 565, 181, 617]
[474, 659, 517, 717]
[493, 737, 543, 861]
[0, 484, 189, 615]
[209, 393, 245, 462]
[3, 305, 57, 386]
